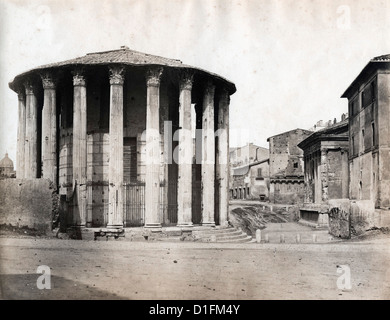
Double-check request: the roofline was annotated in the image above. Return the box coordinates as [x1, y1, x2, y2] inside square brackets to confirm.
[266, 128, 313, 141]
[297, 121, 349, 150]
[8, 48, 237, 94]
[341, 56, 390, 99]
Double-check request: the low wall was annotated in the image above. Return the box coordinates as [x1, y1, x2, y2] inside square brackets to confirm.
[350, 200, 390, 234]
[0, 179, 54, 233]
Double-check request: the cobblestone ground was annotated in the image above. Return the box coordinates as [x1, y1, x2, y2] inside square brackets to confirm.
[1, 229, 389, 300]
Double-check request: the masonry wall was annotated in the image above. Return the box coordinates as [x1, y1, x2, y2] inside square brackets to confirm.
[0, 179, 53, 233]
[269, 129, 311, 178]
[270, 181, 305, 204]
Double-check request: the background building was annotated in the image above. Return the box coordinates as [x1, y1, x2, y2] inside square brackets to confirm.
[229, 143, 269, 200]
[267, 129, 312, 204]
[340, 54, 390, 230]
[298, 117, 349, 227]
[0, 153, 16, 178]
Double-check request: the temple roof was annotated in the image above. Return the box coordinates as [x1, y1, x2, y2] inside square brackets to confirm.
[9, 46, 236, 94]
[297, 119, 349, 150]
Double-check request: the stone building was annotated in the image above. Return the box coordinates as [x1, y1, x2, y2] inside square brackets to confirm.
[229, 143, 269, 200]
[267, 129, 312, 204]
[0, 153, 16, 178]
[340, 54, 390, 229]
[9, 47, 236, 230]
[298, 117, 349, 227]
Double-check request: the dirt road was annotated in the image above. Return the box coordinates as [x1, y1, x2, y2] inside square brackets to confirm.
[1, 233, 389, 300]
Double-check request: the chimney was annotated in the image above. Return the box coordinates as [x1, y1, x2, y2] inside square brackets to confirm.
[341, 113, 346, 121]
[333, 118, 337, 124]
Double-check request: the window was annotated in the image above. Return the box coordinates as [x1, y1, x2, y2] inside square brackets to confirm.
[372, 122, 376, 146]
[351, 135, 355, 156]
[257, 168, 262, 177]
[350, 101, 355, 116]
[361, 129, 365, 151]
[293, 162, 298, 168]
[371, 81, 376, 102]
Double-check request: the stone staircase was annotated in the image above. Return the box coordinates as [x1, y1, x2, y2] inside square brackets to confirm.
[192, 226, 253, 243]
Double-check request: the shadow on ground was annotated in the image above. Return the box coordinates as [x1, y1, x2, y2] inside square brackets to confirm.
[0, 273, 125, 300]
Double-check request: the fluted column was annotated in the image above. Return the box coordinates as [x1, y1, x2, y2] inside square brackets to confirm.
[107, 65, 125, 228]
[177, 70, 194, 227]
[321, 148, 328, 202]
[217, 88, 230, 226]
[16, 88, 26, 179]
[144, 67, 163, 229]
[41, 72, 57, 184]
[24, 80, 38, 179]
[72, 70, 87, 227]
[201, 80, 216, 226]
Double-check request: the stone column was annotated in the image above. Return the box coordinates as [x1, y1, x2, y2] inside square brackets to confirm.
[201, 80, 216, 226]
[107, 65, 125, 228]
[16, 88, 26, 179]
[320, 148, 328, 202]
[72, 70, 87, 227]
[217, 88, 230, 226]
[24, 81, 38, 179]
[177, 70, 194, 227]
[41, 72, 57, 184]
[144, 67, 163, 229]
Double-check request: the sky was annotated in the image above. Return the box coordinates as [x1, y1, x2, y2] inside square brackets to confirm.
[0, 0, 389, 169]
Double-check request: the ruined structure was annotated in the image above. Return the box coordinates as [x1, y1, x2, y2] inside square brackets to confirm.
[229, 143, 269, 200]
[298, 117, 349, 227]
[0, 153, 15, 178]
[267, 129, 312, 204]
[9, 47, 236, 230]
[340, 54, 390, 231]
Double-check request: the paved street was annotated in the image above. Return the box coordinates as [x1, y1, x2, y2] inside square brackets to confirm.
[1, 232, 389, 300]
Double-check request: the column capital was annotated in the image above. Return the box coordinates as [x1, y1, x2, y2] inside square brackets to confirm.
[40, 71, 57, 90]
[72, 69, 86, 86]
[178, 69, 194, 91]
[24, 80, 38, 95]
[204, 79, 216, 97]
[219, 87, 230, 105]
[109, 65, 125, 85]
[16, 86, 25, 101]
[146, 67, 163, 87]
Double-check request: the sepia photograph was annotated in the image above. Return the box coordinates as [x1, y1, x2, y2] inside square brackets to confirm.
[0, 0, 389, 308]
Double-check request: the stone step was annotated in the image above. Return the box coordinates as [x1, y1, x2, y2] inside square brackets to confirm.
[217, 235, 253, 243]
[195, 229, 243, 238]
[215, 232, 250, 241]
[192, 227, 240, 235]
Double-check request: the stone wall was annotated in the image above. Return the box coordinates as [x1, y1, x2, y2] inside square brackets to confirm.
[328, 199, 351, 238]
[0, 178, 53, 233]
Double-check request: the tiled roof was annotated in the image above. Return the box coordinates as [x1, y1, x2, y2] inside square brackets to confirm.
[38, 47, 186, 68]
[371, 54, 390, 62]
[9, 47, 236, 93]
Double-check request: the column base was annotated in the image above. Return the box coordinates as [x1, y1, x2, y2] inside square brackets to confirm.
[73, 224, 86, 228]
[106, 224, 124, 229]
[202, 222, 216, 227]
[177, 222, 194, 228]
[144, 223, 162, 231]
